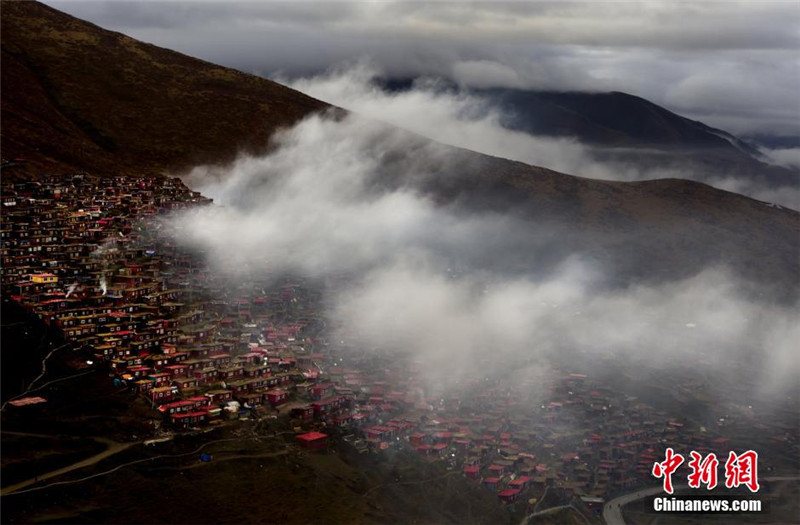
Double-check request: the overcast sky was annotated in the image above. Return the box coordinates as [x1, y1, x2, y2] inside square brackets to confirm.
[45, 1, 800, 137]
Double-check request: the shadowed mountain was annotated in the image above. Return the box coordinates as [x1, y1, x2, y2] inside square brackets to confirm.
[1, 1, 798, 296]
[485, 89, 757, 151]
[380, 78, 797, 192]
[0, 0, 328, 177]
[481, 88, 798, 188]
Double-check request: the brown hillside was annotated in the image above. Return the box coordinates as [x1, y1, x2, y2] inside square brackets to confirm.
[1, 0, 328, 177]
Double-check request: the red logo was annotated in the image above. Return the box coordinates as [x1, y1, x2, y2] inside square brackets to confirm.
[652, 447, 684, 494]
[724, 450, 760, 493]
[687, 451, 719, 490]
[653, 448, 760, 494]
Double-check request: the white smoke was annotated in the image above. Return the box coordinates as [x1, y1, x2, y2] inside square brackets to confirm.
[92, 239, 117, 297]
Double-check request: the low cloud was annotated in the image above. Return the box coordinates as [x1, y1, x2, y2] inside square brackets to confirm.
[450, 60, 527, 89]
[335, 262, 798, 400]
[284, 63, 634, 178]
[285, 64, 799, 209]
[710, 176, 800, 211]
[174, 113, 516, 277]
[761, 147, 800, 170]
[662, 55, 800, 137]
[168, 110, 799, 402]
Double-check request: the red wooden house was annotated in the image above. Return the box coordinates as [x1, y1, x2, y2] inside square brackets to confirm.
[171, 411, 207, 429]
[312, 397, 344, 419]
[296, 431, 328, 450]
[482, 477, 500, 489]
[463, 465, 480, 479]
[508, 475, 532, 491]
[205, 389, 233, 404]
[291, 405, 314, 421]
[149, 385, 178, 403]
[497, 488, 521, 504]
[265, 389, 289, 407]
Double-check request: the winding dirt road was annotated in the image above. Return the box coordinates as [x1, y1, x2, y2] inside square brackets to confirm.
[1, 437, 138, 496]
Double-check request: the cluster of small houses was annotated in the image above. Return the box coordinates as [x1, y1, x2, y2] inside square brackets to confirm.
[2, 173, 796, 511]
[285, 370, 740, 508]
[292, 367, 796, 510]
[0, 173, 330, 427]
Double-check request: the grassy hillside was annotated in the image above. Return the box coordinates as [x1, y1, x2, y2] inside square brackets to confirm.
[1, 1, 327, 177]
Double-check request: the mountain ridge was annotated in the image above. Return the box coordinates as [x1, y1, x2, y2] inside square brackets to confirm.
[1, 0, 328, 178]
[379, 78, 796, 189]
[481, 87, 797, 187]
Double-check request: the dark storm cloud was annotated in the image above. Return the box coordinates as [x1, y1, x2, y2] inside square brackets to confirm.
[45, 1, 800, 135]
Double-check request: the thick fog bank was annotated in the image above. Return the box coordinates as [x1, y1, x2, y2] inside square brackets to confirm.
[168, 111, 799, 402]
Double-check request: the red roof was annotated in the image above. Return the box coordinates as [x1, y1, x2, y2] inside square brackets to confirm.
[158, 400, 195, 411]
[265, 389, 286, 396]
[366, 425, 393, 433]
[509, 476, 532, 486]
[8, 396, 47, 407]
[172, 411, 207, 419]
[296, 431, 328, 442]
[497, 488, 521, 497]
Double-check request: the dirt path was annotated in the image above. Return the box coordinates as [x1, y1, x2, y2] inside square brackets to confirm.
[1, 342, 73, 412]
[1, 430, 115, 442]
[1, 436, 288, 497]
[360, 470, 460, 498]
[520, 505, 579, 524]
[151, 449, 290, 471]
[1, 439, 138, 496]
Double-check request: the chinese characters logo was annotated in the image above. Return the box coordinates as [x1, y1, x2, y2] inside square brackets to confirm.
[653, 449, 759, 494]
